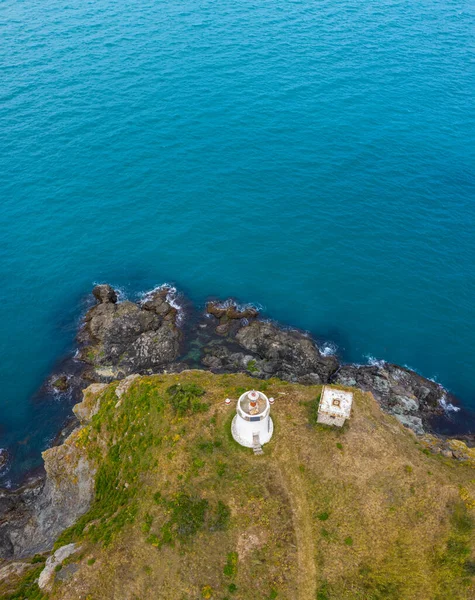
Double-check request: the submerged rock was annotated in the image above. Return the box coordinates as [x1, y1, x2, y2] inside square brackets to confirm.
[0, 448, 9, 472]
[206, 301, 259, 321]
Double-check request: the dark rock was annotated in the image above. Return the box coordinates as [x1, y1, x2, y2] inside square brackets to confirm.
[2, 281, 471, 563]
[101, 304, 162, 363]
[215, 323, 230, 336]
[141, 289, 173, 317]
[0, 448, 9, 471]
[202, 345, 254, 373]
[0, 385, 101, 560]
[332, 363, 449, 433]
[78, 287, 182, 379]
[55, 561, 79, 583]
[92, 284, 117, 305]
[0, 477, 45, 559]
[51, 376, 69, 392]
[333, 363, 446, 414]
[121, 322, 181, 371]
[206, 301, 259, 321]
[235, 321, 339, 383]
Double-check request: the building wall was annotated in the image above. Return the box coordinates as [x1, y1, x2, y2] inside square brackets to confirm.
[232, 414, 273, 447]
[317, 413, 346, 427]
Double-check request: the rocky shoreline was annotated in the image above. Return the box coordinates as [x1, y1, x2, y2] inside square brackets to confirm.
[0, 283, 470, 560]
[71, 283, 460, 435]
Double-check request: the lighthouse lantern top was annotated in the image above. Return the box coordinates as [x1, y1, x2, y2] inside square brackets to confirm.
[237, 390, 270, 420]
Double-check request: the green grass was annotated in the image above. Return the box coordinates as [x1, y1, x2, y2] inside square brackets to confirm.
[8, 372, 473, 600]
[166, 383, 208, 416]
[223, 552, 238, 578]
[0, 566, 48, 600]
[55, 380, 165, 548]
[433, 502, 475, 599]
[246, 360, 258, 374]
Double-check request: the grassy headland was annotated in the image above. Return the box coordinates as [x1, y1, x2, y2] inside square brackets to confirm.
[2, 371, 475, 599]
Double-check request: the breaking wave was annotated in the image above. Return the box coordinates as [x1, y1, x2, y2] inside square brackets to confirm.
[365, 355, 387, 367]
[319, 341, 338, 357]
[439, 395, 461, 413]
[140, 284, 186, 326]
[208, 297, 264, 314]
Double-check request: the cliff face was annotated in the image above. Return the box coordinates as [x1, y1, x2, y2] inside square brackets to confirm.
[0, 385, 103, 560]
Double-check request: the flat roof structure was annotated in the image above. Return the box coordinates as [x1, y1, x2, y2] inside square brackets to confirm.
[317, 386, 353, 426]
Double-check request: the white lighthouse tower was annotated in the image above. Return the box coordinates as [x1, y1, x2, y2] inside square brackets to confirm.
[231, 390, 274, 451]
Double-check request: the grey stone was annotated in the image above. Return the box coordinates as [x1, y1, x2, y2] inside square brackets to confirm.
[394, 414, 424, 435]
[92, 284, 117, 304]
[38, 543, 80, 591]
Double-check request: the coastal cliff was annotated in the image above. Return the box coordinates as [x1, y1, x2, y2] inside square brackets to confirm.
[0, 390, 98, 560]
[1, 371, 475, 599]
[0, 284, 473, 599]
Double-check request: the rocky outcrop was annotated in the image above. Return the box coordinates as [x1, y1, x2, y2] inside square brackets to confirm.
[419, 435, 475, 464]
[205, 301, 259, 336]
[115, 374, 140, 400]
[72, 383, 108, 423]
[38, 543, 80, 591]
[72, 285, 458, 434]
[202, 344, 255, 373]
[0, 283, 469, 569]
[201, 316, 339, 385]
[0, 560, 32, 582]
[235, 321, 339, 384]
[332, 362, 450, 432]
[0, 386, 102, 559]
[92, 284, 117, 305]
[51, 375, 69, 392]
[79, 286, 182, 379]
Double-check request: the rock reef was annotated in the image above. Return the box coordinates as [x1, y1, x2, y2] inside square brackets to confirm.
[78, 285, 181, 378]
[73, 285, 456, 432]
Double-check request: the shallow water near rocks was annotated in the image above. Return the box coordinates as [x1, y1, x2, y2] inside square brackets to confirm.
[1, 0, 474, 485]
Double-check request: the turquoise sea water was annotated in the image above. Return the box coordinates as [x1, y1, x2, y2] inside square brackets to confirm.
[1, 0, 474, 483]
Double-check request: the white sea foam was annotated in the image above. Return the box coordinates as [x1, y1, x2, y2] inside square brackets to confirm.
[365, 355, 386, 367]
[319, 341, 337, 357]
[140, 284, 185, 325]
[209, 298, 264, 313]
[439, 394, 461, 413]
[92, 282, 127, 301]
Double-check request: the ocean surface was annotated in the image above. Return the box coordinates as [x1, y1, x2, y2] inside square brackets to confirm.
[1, 0, 474, 485]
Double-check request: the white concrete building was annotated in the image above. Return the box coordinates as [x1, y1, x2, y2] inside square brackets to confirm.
[317, 386, 353, 427]
[231, 390, 274, 449]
